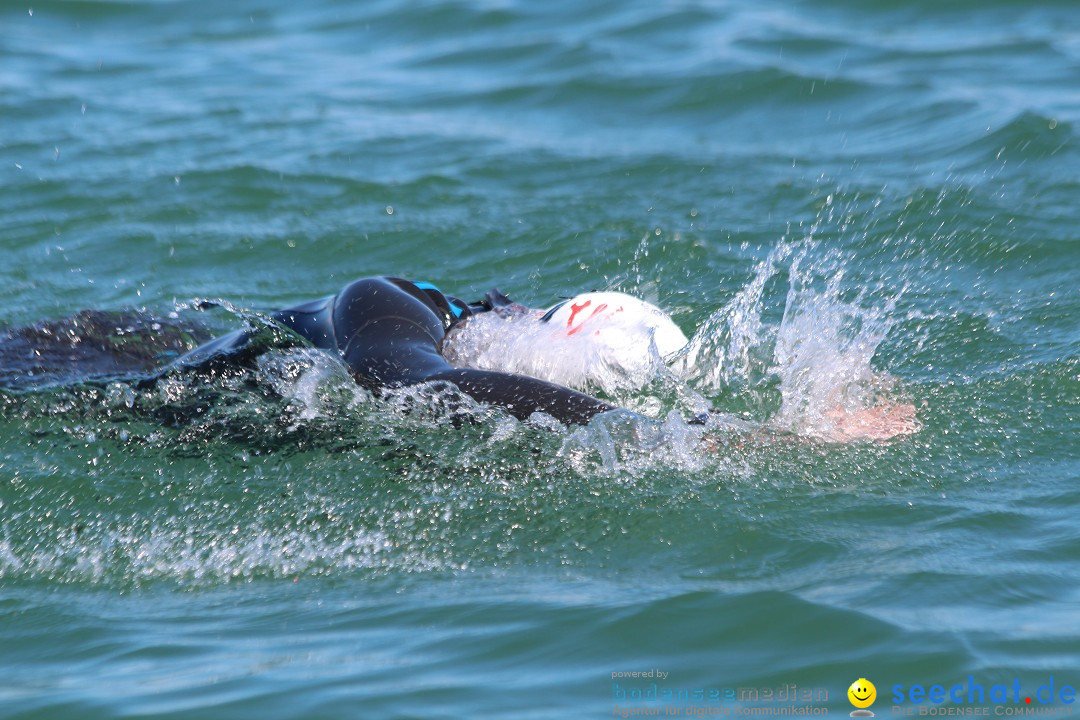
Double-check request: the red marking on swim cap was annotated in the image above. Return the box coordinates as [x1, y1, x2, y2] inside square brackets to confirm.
[565, 304, 609, 338]
[566, 301, 591, 334]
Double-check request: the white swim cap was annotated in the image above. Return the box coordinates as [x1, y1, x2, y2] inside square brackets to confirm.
[540, 292, 689, 359]
[442, 291, 688, 394]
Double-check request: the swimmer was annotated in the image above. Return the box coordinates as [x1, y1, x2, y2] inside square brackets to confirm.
[163, 276, 917, 439]
[0, 275, 918, 440]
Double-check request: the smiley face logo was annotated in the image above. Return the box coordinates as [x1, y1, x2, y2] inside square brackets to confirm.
[848, 678, 876, 715]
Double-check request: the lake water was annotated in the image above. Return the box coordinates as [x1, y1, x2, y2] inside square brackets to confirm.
[2, 0, 1078, 718]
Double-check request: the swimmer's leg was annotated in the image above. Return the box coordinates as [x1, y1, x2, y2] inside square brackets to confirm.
[159, 329, 257, 372]
[139, 321, 310, 387]
[0, 309, 212, 390]
[134, 329, 256, 388]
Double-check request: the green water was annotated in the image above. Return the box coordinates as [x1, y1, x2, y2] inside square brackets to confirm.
[2, 0, 1078, 718]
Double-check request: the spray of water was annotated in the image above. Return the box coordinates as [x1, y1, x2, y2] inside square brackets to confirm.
[675, 240, 915, 441]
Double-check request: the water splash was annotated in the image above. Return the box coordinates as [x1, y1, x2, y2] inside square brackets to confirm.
[675, 240, 914, 440]
[674, 245, 792, 393]
[770, 253, 901, 439]
[556, 408, 755, 479]
[257, 348, 370, 424]
[0, 520, 403, 585]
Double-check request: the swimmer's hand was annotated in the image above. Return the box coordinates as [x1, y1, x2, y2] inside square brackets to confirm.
[821, 402, 919, 442]
[699, 402, 919, 451]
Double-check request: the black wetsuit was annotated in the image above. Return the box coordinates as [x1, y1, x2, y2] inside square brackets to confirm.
[170, 276, 614, 425]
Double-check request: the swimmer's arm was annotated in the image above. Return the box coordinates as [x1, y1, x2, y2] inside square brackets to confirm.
[699, 401, 920, 448]
[426, 368, 615, 425]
